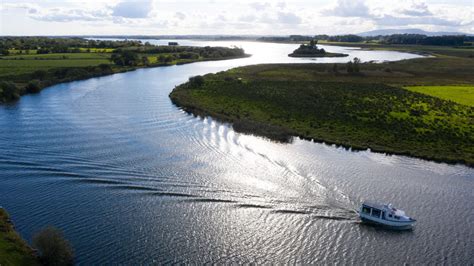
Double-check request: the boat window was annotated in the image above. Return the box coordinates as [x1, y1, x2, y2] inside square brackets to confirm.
[371, 208, 381, 217]
[362, 206, 371, 214]
[394, 215, 400, 220]
[381, 211, 386, 219]
[388, 214, 393, 218]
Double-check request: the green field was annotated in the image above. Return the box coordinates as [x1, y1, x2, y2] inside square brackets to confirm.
[170, 53, 474, 166]
[0, 39, 248, 103]
[0, 208, 39, 266]
[0, 53, 111, 77]
[405, 86, 474, 107]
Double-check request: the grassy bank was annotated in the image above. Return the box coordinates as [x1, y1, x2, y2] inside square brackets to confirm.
[0, 52, 248, 103]
[170, 53, 474, 166]
[0, 208, 39, 265]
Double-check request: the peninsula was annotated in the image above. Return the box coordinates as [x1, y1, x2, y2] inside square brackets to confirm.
[170, 46, 474, 166]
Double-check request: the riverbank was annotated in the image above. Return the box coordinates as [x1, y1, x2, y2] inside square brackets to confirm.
[0, 208, 39, 265]
[170, 54, 474, 166]
[0, 37, 248, 103]
[0, 53, 249, 104]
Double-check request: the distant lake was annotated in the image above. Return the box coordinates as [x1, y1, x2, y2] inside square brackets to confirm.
[0, 40, 472, 264]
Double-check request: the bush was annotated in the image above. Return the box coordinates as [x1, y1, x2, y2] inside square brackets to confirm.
[98, 63, 113, 72]
[188, 75, 205, 87]
[32, 226, 74, 266]
[32, 70, 47, 80]
[0, 81, 20, 102]
[26, 80, 41, 93]
[65, 68, 90, 79]
[111, 50, 140, 66]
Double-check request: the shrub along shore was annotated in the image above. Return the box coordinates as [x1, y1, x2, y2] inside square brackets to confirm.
[170, 50, 474, 166]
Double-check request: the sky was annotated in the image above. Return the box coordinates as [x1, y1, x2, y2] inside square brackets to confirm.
[0, 0, 473, 36]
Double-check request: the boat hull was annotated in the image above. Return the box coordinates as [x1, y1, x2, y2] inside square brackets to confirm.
[360, 216, 414, 230]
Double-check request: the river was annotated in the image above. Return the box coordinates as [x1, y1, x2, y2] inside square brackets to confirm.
[0, 40, 472, 264]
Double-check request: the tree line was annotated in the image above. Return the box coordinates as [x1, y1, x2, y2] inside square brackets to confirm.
[0, 37, 144, 55]
[261, 34, 472, 46]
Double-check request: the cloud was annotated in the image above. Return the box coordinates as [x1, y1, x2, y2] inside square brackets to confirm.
[31, 8, 109, 22]
[323, 0, 370, 17]
[276, 2, 286, 9]
[374, 14, 463, 27]
[239, 14, 257, 23]
[400, 1, 432, 16]
[112, 0, 153, 18]
[174, 12, 186, 20]
[249, 2, 271, 11]
[277, 11, 302, 24]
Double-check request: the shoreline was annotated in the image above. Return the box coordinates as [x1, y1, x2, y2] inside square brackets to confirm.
[288, 52, 348, 58]
[171, 96, 472, 168]
[0, 207, 39, 265]
[0, 53, 250, 104]
[170, 60, 473, 168]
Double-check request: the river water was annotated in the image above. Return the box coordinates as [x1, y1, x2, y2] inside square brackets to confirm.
[0, 41, 472, 264]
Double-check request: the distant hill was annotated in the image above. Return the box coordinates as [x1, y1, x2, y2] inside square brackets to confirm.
[358, 29, 472, 37]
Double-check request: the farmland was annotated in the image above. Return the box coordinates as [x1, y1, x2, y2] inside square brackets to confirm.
[405, 85, 474, 107]
[0, 37, 248, 103]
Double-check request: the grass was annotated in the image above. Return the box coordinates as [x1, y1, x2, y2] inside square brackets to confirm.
[0, 46, 248, 103]
[170, 50, 474, 166]
[0, 54, 111, 77]
[318, 40, 474, 58]
[0, 208, 39, 266]
[404, 86, 474, 107]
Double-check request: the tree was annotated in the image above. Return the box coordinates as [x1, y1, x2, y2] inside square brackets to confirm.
[353, 57, 361, 73]
[142, 56, 150, 66]
[110, 50, 140, 66]
[0, 81, 20, 102]
[32, 226, 74, 266]
[346, 61, 354, 73]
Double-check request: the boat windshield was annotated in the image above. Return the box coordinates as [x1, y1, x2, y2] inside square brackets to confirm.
[362, 206, 371, 214]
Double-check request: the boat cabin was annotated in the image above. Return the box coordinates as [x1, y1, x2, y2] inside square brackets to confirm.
[361, 202, 403, 221]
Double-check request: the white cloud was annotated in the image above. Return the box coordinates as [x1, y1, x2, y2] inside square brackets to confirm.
[277, 11, 302, 25]
[0, 0, 472, 35]
[249, 2, 271, 11]
[175, 12, 186, 20]
[400, 1, 432, 16]
[112, 0, 153, 18]
[322, 0, 370, 17]
[31, 8, 109, 22]
[374, 14, 463, 27]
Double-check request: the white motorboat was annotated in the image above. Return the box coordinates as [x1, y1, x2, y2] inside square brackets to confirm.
[358, 201, 416, 230]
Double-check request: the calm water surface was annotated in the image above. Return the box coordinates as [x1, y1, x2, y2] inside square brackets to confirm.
[0, 41, 472, 264]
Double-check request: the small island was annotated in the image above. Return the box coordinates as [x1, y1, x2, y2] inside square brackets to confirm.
[288, 40, 348, 58]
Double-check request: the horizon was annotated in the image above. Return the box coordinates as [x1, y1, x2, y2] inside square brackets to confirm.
[1, 0, 473, 36]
